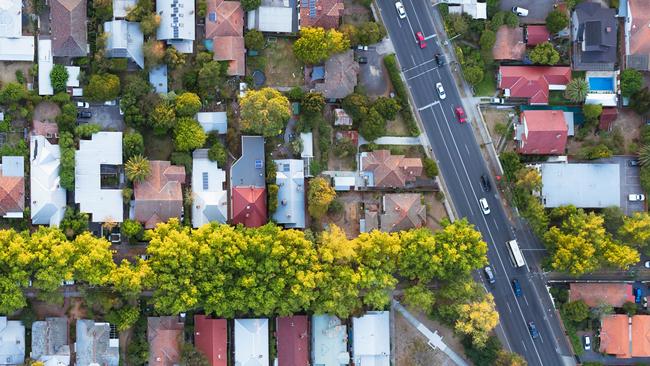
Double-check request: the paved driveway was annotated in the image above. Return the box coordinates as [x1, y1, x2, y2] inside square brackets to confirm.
[597, 156, 645, 215]
[358, 48, 388, 97]
[499, 0, 559, 24]
[82, 104, 125, 131]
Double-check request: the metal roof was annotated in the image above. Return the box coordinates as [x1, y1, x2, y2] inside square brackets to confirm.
[234, 319, 269, 366]
[352, 311, 390, 366]
[272, 159, 305, 228]
[192, 149, 227, 227]
[30, 135, 67, 226]
[230, 136, 265, 188]
[540, 163, 620, 208]
[196, 112, 227, 134]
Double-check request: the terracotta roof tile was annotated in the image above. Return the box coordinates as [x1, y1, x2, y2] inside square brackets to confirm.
[380, 193, 425, 232]
[599, 107, 618, 131]
[299, 0, 343, 29]
[570, 283, 634, 307]
[362, 150, 423, 188]
[632, 315, 650, 357]
[0, 175, 24, 216]
[526, 25, 551, 46]
[517, 110, 567, 155]
[134, 161, 185, 229]
[629, 0, 650, 58]
[194, 315, 227, 366]
[148, 317, 184, 366]
[277, 316, 309, 366]
[498, 66, 571, 104]
[231, 186, 267, 227]
[600, 315, 631, 358]
[206, 0, 245, 76]
[493, 26, 525, 60]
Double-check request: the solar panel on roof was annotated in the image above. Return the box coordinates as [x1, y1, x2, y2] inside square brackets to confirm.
[255, 160, 263, 169]
[208, 12, 217, 22]
[202, 172, 209, 190]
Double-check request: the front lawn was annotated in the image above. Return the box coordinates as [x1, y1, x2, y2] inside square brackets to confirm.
[143, 129, 174, 160]
[473, 66, 496, 96]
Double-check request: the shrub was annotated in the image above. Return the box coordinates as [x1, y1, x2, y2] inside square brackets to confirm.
[50, 64, 69, 93]
[267, 184, 279, 214]
[122, 219, 144, 240]
[423, 158, 438, 178]
[174, 118, 207, 152]
[207, 141, 227, 166]
[123, 131, 145, 159]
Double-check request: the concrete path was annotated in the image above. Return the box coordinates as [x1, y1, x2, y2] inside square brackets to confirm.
[392, 300, 469, 366]
[359, 135, 423, 146]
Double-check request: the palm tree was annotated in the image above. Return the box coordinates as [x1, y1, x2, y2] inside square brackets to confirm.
[639, 145, 650, 167]
[564, 78, 589, 103]
[125, 155, 151, 183]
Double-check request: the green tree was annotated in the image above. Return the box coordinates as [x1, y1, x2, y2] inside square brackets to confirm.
[621, 69, 643, 98]
[504, 11, 519, 27]
[241, 0, 261, 11]
[342, 93, 370, 122]
[27, 227, 76, 292]
[463, 65, 484, 86]
[207, 141, 227, 166]
[293, 27, 350, 64]
[302, 92, 325, 116]
[74, 123, 101, 138]
[140, 13, 161, 37]
[175, 92, 202, 117]
[402, 284, 435, 312]
[72, 232, 116, 286]
[267, 183, 279, 213]
[545, 10, 569, 34]
[308, 177, 336, 219]
[0, 83, 27, 104]
[244, 30, 265, 51]
[121, 74, 154, 128]
[455, 293, 499, 348]
[495, 350, 528, 366]
[174, 117, 207, 151]
[340, 24, 359, 46]
[59, 208, 89, 239]
[240, 88, 290, 136]
[356, 21, 386, 45]
[150, 101, 176, 134]
[123, 131, 145, 159]
[564, 78, 589, 103]
[562, 300, 589, 323]
[583, 104, 603, 121]
[423, 158, 438, 178]
[179, 344, 210, 366]
[618, 212, 650, 249]
[359, 108, 386, 141]
[49, 64, 69, 93]
[623, 301, 638, 316]
[56, 103, 78, 133]
[528, 42, 560, 65]
[0, 230, 31, 314]
[448, 14, 468, 35]
[125, 155, 151, 183]
[143, 39, 166, 66]
[109, 259, 152, 297]
[106, 305, 140, 331]
[58, 132, 75, 190]
[122, 219, 144, 240]
[85, 73, 120, 102]
[372, 97, 401, 120]
[198, 61, 224, 97]
[500, 151, 523, 181]
[164, 46, 187, 69]
[631, 87, 650, 115]
[479, 29, 496, 52]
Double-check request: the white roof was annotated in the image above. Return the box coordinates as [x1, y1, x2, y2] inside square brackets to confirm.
[585, 93, 618, 107]
[0, 0, 22, 37]
[38, 40, 54, 96]
[196, 112, 227, 134]
[334, 176, 356, 190]
[0, 317, 25, 365]
[74, 132, 124, 223]
[540, 163, 620, 208]
[352, 311, 390, 366]
[65, 66, 80, 87]
[156, 0, 195, 53]
[2, 156, 23, 177]
[247, 6, 293, 33]
[234, 319, 269, 366]
[113, 0, 137, 18]
[0, 37, 34, 61]
[272, 159, 305, 228]
[104, 20, 145, 68]
[446, 0, 487, 19]
[312, 315, 349, 366]
[30, 135, 67, 227]
[191, 149, 227, 228]
[300, 132, 313, 158]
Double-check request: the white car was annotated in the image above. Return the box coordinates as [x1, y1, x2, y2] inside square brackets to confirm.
[512, 6, 529, 16]
[104, 100, 117, 106]
[436, 82, 446, 100]
[645, 260, 650, 268]
[76, 101, 89, 109]
[395, 2, 406, 19]
[479, 198, 490, 215]
[629, 194, 645, 201]
[584, 336, 591, 350]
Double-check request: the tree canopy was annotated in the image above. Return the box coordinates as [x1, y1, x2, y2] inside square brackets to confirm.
[528, 42, 560, 65]
[293, 27, 350, 64]
[307, 177, 336, 219]
[174, 117, 207, 152]
[50, 65, 69, 93]
[85, 73, 120, 102]
[545, 10, 569, 34]
[175, 92, 202, 117]
[240, 88, 291, 137]
[621, 69, 643, 98]
[564, 78, 589, 103]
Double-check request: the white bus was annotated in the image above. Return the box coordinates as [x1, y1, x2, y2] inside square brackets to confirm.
[507, 240, 526, 268]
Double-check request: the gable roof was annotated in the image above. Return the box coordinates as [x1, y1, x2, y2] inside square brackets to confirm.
[231, 136, 265, 188]
[0, 1, 34, 61]
[272, 159, 305, 229]
[360, 150, 423, 188]
[352, 311, 390, 366]
[315, 49, 359, 99]
[493, 26, 525, 60]
[31, 317, 70, 366]
[134, 160, 185, 229]
[194, 315, 227, 366]
[626, 0, 650, 70]
[0, 318, 24, 366]
[572, 2, 617, 69]
[526, 25, 550, 46]
[206, 0, 245, 75]
[299, 0, 344, 29]
[38, 39, 54, 96]
[312, 315, 349, 366]
[570, 283, 634, 307]
[517, 110, 568, 155]
[30, 135, 67, 226]
[104, 20, 144, 68]
[156, 0, 195, 53]
[0, 156, 24, 218]
[277, 316, 309, 366]
[600, 314, 630, 358]
[148, 317, 184, 366]
[234, 319, 268, 366]
[192, 149, 227, 228]
[498, 66, 572, 104]
[380, 193, 425, 232]
[232, 187, 267, 227]
[632, 315, 650, 357]
[51, 0, 88, 57]
[75, 320, 119, 366]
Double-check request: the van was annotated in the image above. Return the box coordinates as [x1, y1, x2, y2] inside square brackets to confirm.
[512, 6, 529, 16]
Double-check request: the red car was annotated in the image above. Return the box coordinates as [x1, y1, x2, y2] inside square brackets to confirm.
[416, 31, 426, 49]
[455, 106, 467, 123]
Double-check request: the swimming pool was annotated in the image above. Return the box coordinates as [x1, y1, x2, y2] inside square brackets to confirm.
[588, 76, 614, 92]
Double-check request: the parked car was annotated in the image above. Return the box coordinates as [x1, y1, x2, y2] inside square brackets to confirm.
[435, 53, 445, 66]
[491, 97, 505, 104]
[634, 287, 643, 303]
[416, 31, 426, 49]
[395, 1, 406, 19]
[645, 260, 650, 268]
[484, 266, 495, 284]
[629, 159, 640, 167]
[104, 100, 117, 106]
[61, 279, 75, 286]
[629, 194, 645, 202]
[357, 56, 368, 64]
[511, 279, 522, 297]
[512, 6, 529, 16]
[480, 174, 491, 192]
[479, 197, 490, 215]
[528, 321, 539, 339]
[77, 110, 92, 119]
[436, 82, 446, 100]
[455, 106, 467, 123]
[584, 335, 591, 350]
[76, 101, 89, 109]
[644, 296, 648, 309]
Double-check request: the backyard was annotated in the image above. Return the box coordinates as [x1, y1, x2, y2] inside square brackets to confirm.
[247, 38, 304, 88]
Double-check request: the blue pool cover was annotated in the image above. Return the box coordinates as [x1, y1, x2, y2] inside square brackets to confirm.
[588, 77, 614, 92]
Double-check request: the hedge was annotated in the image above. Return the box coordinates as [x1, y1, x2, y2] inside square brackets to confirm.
[383, 54, 419, 137]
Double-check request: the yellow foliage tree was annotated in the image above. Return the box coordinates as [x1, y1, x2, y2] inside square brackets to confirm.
[455, 293, 500, 348]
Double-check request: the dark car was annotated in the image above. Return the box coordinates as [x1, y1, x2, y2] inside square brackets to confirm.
[480, 174, 491, 192]
[435, 53, 446, 66]
[634, 287, 643, 303]
[511, 279, 522, 297]
[528, 321, 539, 339]
[629, 159, 640, 167]
[357, 56, 368, 64]
[77, 111, 92, 119]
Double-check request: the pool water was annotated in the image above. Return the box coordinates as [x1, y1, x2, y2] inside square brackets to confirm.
[588, 77, 614, 92]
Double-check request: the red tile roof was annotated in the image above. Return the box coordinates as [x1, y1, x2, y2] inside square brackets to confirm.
[0, 173, 24, 217]
[632, 315, 650, 357]
[134, 161, 186, 229]
[205, 0, 245, 76]
[277, 316, 309, 366]
[498, 66, 571, 104]
[300, 0, 344, 29]
[526, 25, 551, 46]
[628, 0, 650, 58]
[570, 283, 634, 307]
[148, 317, 184, 366]
[600, 314, 631, 358]
[380, 193, 425, 232]
[194, 315, 227, 366]
[517, 110, 567, 155]
[232, 186, 267, 227]
[599, 107, 618, 131]
[361, 150, 423, 188]
[493, 26, 525, 60]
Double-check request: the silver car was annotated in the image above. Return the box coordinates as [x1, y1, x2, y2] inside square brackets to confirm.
[436, 82, 446, 100]
[395, 1, 406, 19]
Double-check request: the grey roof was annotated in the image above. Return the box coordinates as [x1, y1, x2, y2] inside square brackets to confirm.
[156, 0, 195, 53]
[230, 136, 265, 188]
[572, 2, 617, 69]
[272, 159, 305, 228]
[51, 0, 88, 57]
[540, 163, 620, 208]
[246, 0, 298, 33]
[104, 20, 144, 68]
[2, 156, 24, 177]
[75, 320, 119, 366]
[31, 317, 70, 365]
[0, 317, 24, 366]
[149, 65, 168, 94]
[315, 50, 359, 99]
[196, 112, 227, 134]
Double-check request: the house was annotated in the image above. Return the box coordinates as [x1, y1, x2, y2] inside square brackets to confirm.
[599, 314, 650, 358]
[277, 316, 309, 366]
[360, 150, 423, 188]
[538, 163, 620, 208]
[315, 50, 359, 100]
[113, 0, 137, 18]
[75, 319, 119, 366]
[569, 283, 634, 307]
[149, 65, 168, 94]
[247, 0, 298, 33]
[75, 132, 123, 223]
[515, 110, 568, 155]
[632, 315, 650, 357]
[51, 0, 88, 57]
[38, 40, 54, 96]
[492, 26, 525, 61]
[156, 0, 195, 53]
[299, 0, 344, 29]
[525, 25, 551, 46]
[134, 160, 185, 229]
[196, 112, 228, 134]
[334, 109, 352, 126]
[571, 2, 617, 71]
[623, 0, 650, 70]
[234, 319, 268, 366]
[498, 66, 572, 104]
[440, 0, 486, 19]
[0, 0, 35, 61]
[312, 315, 349, 366]
[0, 318, 24, 366]
[380, 193, 425, 232]
[31, 317, 70, 366]
[206, 0, 245, 76]
[30, 135, 67, 226]
[104, 20, 145, 68]
[0, 156, 24, 219]
[194, 315, 227, 366]
[148, 317, 184, 366]
[192, 149, 227, 228]
[352, 311, 390, 366]
[273, 159, 305, 229]
[231, 136, 266, 227]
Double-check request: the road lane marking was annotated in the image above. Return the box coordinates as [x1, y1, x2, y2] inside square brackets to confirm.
[524, 295, 530, 306]
[410, 54, 416, 64]
[506, 302, 512, 313]
[521, 340, 527, 352]
[464, 144, 470, 156]
[493, 216, 499, 230]
[424, 34, 437, 40]
[406, 0, 425, 35]
[406, 67, 439, 80]
[417, 100, 439, 111]
[403, 58, 437, 73]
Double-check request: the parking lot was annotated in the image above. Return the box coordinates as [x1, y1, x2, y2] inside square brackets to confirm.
[598, 156, 645, 216]
[77, 102, 124, 131]
[499, 0, 560, 24]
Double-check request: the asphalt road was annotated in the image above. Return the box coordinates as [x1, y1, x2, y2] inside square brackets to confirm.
[375, 1, 574, 365]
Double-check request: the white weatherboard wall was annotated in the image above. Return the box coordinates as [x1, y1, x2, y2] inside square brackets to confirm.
[352, 311, 390, 366]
